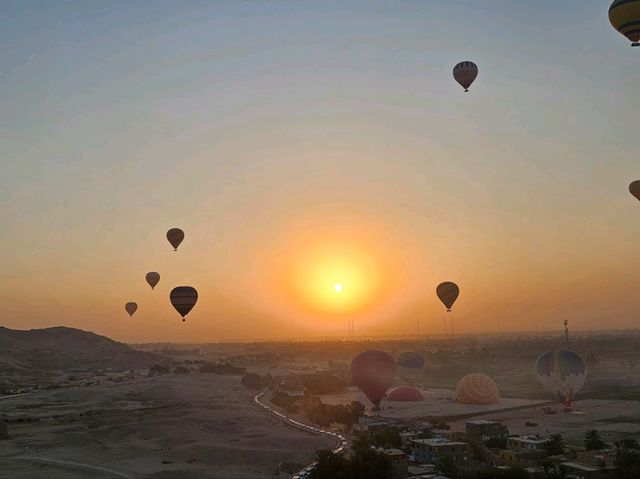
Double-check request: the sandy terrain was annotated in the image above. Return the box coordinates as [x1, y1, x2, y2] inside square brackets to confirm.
[0, 374, 333, 478]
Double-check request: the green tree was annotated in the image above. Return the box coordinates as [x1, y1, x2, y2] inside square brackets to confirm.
[544, 434, 565, 456]
[584, 429, 606, 451]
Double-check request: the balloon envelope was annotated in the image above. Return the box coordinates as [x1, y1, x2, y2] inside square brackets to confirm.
[630, 180, 640, 201]
[170, 286, 198, 321]
[166, 228, 185, 251]
[535, 350, 586, 403]
[609, 0, 640, 46]
[351, 350, 396, 407]
[145, 272, 160, 290]
[124, 302, 137, 317]
[456, 373, 500, 405]
[453, 61, 478, 92]
[436, 282, 459, 311]
[396, 351, 426, 370]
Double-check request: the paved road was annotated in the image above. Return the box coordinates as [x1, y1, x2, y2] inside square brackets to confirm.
[252, 390, 348, 478]
[17, 456, 134, 479]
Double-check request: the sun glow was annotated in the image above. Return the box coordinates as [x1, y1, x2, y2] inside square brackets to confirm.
[287, 241, 384, 314]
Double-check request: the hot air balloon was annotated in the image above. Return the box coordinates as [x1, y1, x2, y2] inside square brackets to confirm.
[145, 272, 160, 290]
[535, 350, 586, 411]
[397, 351, 426, 370]
[453, 61, 478, 92]
[387, 386, 425, 402]
[436, 282, 459, 312]
[170, 286, 198, 322]
[351, 350, 396, 409]
[396, 351, 426, 385]
[609, 0, 640, 47]
[166, 228, 184, 251]
[629, 180, 640, 201]
[456, 373, 500, 405]
[125, 302, 138, 317]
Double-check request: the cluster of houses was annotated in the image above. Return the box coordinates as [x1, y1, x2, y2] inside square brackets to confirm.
[355, 417, 621, 479]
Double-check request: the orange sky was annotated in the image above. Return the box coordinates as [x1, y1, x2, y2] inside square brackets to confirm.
[1, 2, 639, 342]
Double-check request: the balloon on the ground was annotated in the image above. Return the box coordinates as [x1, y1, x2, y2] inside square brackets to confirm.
[629, 180, 640, 201]
[396, 351, 426, 370]
[145, 272, 160, 290]
[351, 350, 396, 408]
[609, 0, 640, 47]
[124, 302, 137, 317]
[436, 282, 460, 312]
[170, 286, 198, 321]
[456, 373, 500, 405]
[453, 61, 478, 92]
[535, 350, 586, 406]
[166, 228, 185, 251]
[388, 386, 425, 402]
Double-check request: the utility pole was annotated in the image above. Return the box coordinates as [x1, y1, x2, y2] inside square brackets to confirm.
[564, 320, 570, 349]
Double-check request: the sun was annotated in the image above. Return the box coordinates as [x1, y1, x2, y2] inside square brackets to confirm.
[334, 283, 343, 293]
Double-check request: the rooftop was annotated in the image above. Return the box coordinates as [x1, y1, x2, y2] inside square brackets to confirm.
[411, 438, 468, 447]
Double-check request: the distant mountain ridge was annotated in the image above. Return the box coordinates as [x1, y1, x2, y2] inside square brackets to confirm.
[0, 326, 160, 371]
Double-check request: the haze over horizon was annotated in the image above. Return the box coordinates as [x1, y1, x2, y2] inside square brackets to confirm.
[2, 0, 639, 343]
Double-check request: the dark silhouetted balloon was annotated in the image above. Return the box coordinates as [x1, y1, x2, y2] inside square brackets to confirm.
[453, 61, 478, 92]
[396, 351, 426, 370]
[609, 0, 640, 47]
[630, 180, 640, 202]
[351, 350, 396, 408]
[166, 228, 184, 251]
[125, 302, 137, 317]
[170, 286, 198, 322]
[436, 281, 459, 312]
[145, 272, 160, 290]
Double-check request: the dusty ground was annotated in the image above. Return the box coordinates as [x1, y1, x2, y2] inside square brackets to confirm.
[448, 398, 640, 446]
[318, 387, 550, 419]
[0, 375, 332, 478]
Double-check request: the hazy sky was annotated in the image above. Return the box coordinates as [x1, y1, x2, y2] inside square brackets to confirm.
[2, 1, 639, 342]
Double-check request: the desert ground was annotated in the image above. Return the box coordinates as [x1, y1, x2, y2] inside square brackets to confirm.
[0, 374, 333, 478]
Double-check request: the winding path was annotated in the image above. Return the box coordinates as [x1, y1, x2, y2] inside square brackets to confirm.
[252, 390, 348, 478]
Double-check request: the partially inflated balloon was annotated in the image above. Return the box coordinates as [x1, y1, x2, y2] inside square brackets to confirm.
[145, 272, 160, 290]
[166, 228, 184, 251]
[351, 350, 396, 408]
[436, 282, 459, 312]
[396, 352, 426, 370]
[396, 351, 426, 386]
[609, 0, 640, 47]
[453, 61, 478, 92]
[535, 350, 586, 406]
[629, 181, 640, 202]
[170, 286, 198, 322]
[125, 302, 137, 317]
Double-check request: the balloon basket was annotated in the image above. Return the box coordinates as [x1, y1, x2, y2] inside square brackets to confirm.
[632, 42, 639, 47]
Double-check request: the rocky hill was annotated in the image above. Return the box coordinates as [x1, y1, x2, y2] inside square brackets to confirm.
[0, 326, 160, 372]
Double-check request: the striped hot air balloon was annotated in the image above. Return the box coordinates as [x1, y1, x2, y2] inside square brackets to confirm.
[535, 350, 586, 408]
[170, 286, 198, 322]
[453, 61, 478, 92]
[609, 0, 640, 47]
[456, 373, 500, 405]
